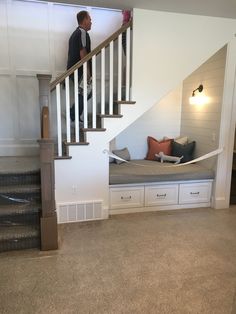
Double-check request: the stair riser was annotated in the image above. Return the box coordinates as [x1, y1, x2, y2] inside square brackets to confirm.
[0, 237, 40, 253]
[0, 172, 40, 187]
[0, 192, 41, 205]
[0, 213, 40, 226]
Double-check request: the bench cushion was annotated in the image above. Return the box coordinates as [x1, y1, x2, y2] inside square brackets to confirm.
[109, 160, 214, 185]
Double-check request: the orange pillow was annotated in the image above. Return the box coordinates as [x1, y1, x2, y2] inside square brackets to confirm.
[146, 136, 172, 160]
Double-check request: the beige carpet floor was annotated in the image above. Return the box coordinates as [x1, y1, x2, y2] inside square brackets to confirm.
[1, 206, 236, 314]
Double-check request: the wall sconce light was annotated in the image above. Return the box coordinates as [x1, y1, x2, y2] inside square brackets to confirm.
[192, 84, 203, 97]
[189, 84, 208, 105]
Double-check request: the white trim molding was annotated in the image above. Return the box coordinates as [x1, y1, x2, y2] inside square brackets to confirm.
[213, 37, 236, 209]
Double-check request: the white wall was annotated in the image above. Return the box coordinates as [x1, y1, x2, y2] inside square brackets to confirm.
[55, 141, 109, 219]
[180, 46, 227, 169]
[0, 0, 122, 156]
[114, 85, 182, 159]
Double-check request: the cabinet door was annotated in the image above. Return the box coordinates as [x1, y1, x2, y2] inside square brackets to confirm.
[110, 186, 144, 209]
[179, 182, 212, 204]
[145, 184, 178, 206]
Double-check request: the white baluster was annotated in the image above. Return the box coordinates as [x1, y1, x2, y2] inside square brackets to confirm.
[56, 83, 62, 156]
[83, 62, 88, 128]
[74, 69, 79, 142]
[65, 76, 70, 143]
[109, 41, 114, 115]
[126, 27, 131, 101]
[92, 56, 96, 128]
[117, 34, 122, 101]
[101, 48, 105, 115]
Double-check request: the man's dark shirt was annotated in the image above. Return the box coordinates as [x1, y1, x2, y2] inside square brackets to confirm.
[67, 27, 91, 79]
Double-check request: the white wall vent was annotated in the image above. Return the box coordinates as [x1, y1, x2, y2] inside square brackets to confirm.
[57, 201, 104, 224]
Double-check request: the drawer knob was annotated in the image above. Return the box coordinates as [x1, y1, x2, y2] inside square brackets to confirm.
[190, 192, 200, 195]
[156, 193, 166, 197]
[121, 196, 132, 200]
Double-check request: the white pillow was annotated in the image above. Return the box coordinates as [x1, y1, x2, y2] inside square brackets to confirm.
[174, 136, 188, 145]
[163, 135, 188, 145]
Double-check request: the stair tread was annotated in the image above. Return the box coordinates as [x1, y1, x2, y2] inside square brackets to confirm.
[0, 184, 40, 193]
[82, 128, 106, 132]
[54, 155, 72, 160]
[0, 225, 39, 240]
[114, 100, 136, 104]
[99, 114, 123, 118]
[0, 156, 40, 174]
[0, 203, 41, 217]
[64, 141, 89, 146]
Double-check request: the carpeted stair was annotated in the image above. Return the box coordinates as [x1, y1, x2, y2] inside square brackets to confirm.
[0, 158, 41, 252]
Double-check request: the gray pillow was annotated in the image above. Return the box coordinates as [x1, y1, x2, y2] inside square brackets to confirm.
[112, 147, 131, 164]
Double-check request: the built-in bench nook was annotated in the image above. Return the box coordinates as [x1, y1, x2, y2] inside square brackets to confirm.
[109, 133, 215, 214]
[109, 161, 214, 214]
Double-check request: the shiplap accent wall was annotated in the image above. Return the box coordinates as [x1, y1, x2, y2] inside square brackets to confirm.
[180, 46, 227, 169]
[0, 0, 121, 156]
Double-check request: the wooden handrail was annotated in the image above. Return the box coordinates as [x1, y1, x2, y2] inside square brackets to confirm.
[50, 20, 132, 91]
[41, 106, 49, 139]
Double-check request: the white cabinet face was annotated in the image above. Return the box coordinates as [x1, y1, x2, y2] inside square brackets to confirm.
[179, 182, 212, 204]
[145, 184, 178, 206]
[110, 186, 144, 209]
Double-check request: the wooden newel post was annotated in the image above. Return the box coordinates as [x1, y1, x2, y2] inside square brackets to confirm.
[37, 74, 52, 137]
[38, 139, 58, 250]
[37, 73, 58, 251]
[37, 74, 52, 109]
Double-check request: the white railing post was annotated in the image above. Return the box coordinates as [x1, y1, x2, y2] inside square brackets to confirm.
[83, 63, 88, 128]
[65, 76, 71, 143]
[126, 27, 131, 101]
[92, 56, 97, 128]
[109, 41, 114, 115]
[74, 69, 79, 142]
[101, 48, 105, 115]
[56, 83, 62, 156]
[117, 34, 122, 101]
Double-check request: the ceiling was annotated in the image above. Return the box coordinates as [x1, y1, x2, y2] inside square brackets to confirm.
[44, 0, 236, 19]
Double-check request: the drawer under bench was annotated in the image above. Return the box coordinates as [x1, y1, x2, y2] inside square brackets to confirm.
[109, 180, 213, 212]
[109, 186, 144, 209]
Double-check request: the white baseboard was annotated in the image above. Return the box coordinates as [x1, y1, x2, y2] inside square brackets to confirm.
[109, 202, 211, 215]
[212, 197, 229, 209]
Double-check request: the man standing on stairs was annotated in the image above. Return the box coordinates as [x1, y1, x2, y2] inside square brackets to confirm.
[67, 10, 92, 123]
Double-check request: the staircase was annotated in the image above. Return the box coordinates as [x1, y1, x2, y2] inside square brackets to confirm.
[0, 157, 41, 252]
